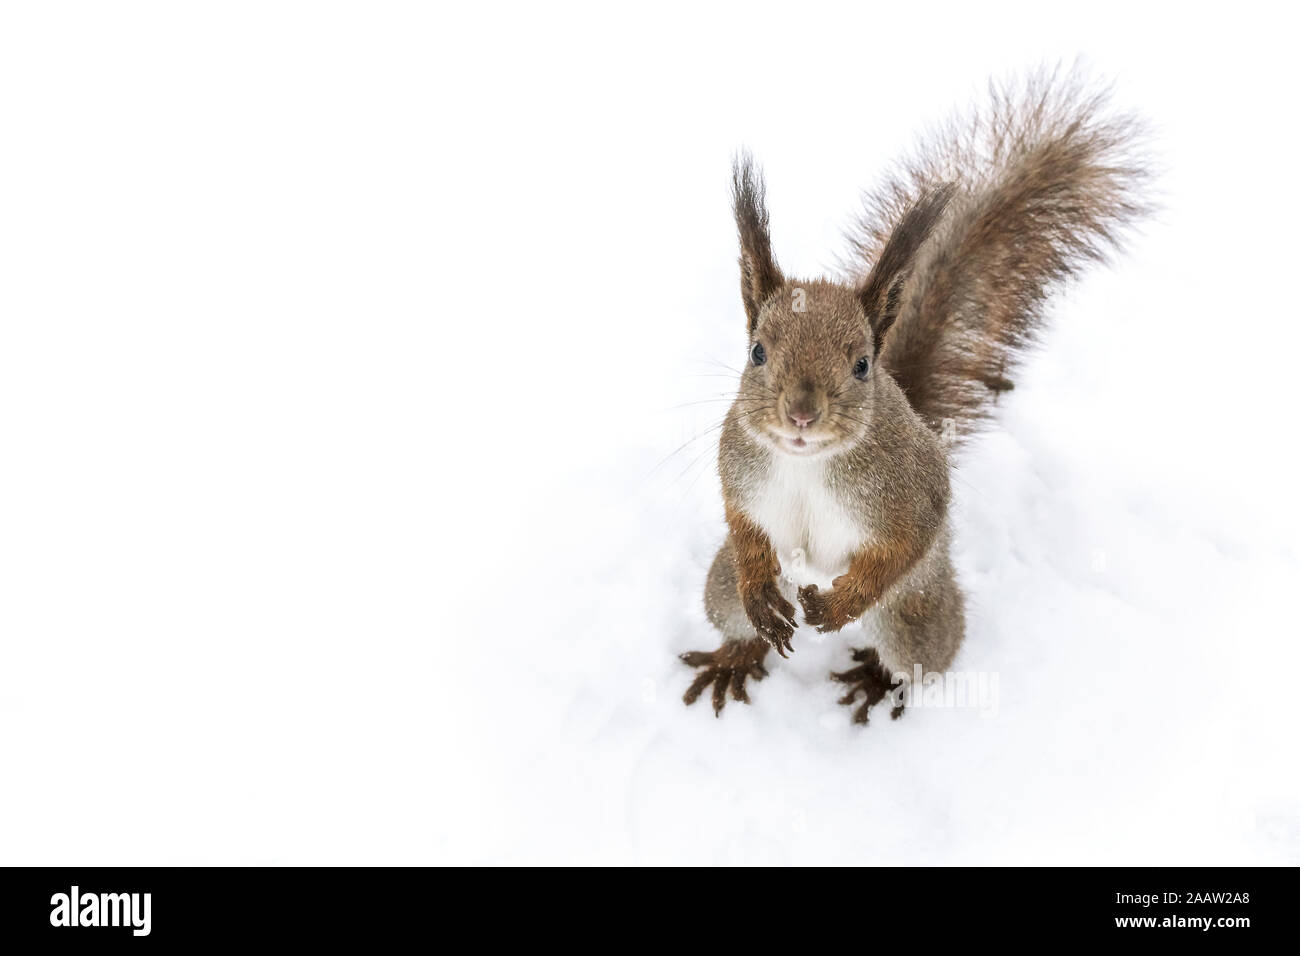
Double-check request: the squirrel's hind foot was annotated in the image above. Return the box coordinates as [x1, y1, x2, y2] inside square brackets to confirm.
[831, 647, 904, 725]
[680, 638, 770, 717]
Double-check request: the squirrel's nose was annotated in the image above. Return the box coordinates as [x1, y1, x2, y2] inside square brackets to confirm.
[782, 387, 823, 429]
[788, 409, 819, 429]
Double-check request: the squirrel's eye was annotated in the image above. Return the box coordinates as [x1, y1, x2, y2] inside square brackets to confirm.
[853, 356, 870, 380]
[750, 342, 767, 366]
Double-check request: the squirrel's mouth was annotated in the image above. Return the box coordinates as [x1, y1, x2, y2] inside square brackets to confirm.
[772, 430, 835, 457]
[743, 414, 842, 458]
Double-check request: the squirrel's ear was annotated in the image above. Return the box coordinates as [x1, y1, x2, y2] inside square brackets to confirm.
[732, 152, 784, 334]
[857, 183, 955, 354]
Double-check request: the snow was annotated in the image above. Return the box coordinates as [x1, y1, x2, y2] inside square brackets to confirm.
[2, 3, 1298, 864]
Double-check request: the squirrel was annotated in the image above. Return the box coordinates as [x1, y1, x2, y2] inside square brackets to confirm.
[680, 69, 1150, 722]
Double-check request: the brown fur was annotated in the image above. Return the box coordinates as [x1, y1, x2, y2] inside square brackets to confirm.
[724, 502, 797, 656]
[798, 534, 932, 634]
[732, 154, 785, 333]
[847, 66, 1152, 436]
[681, 67, 1150, 722]
[856, 184, 956, 355]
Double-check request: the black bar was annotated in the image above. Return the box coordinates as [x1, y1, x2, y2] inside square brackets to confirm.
[0, 866, 1284, 944]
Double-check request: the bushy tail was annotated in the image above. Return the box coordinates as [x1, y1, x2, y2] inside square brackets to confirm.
[848, 67, 1152, 437]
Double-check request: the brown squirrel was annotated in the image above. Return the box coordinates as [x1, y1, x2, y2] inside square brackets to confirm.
[681, 70, 1150, 722]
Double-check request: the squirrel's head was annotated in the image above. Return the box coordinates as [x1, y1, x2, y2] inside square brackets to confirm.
[730, 154, 951, 458]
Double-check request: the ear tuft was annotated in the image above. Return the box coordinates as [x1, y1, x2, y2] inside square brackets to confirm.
[732, 152, 785, 333]
[857, 183, 955, 353]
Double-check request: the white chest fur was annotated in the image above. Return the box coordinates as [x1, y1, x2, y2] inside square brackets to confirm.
[743, 455, 867, 589]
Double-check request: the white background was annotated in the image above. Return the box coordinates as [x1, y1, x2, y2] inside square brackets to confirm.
[2, 2, 1298, 864]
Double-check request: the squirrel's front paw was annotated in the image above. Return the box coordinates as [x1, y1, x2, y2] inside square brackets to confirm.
[797, 583, 865, 633]
[740, 580, 797, 657]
